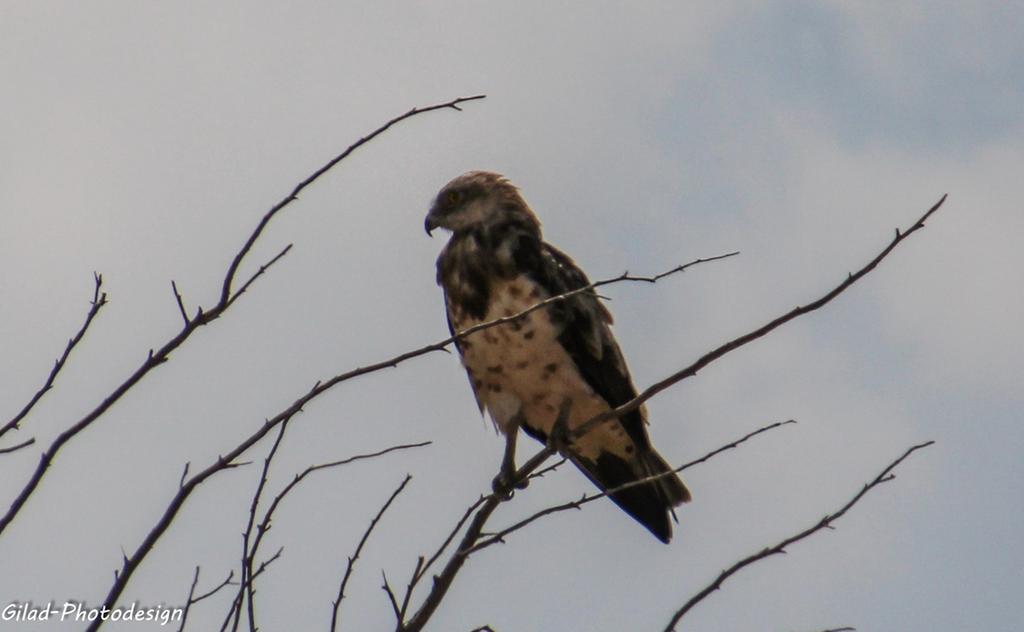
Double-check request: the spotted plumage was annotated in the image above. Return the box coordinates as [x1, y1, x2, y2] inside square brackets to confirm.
[426, 171, 690, 543]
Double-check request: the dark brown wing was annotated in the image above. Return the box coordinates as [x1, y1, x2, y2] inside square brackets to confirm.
[513, 235, 689, 542]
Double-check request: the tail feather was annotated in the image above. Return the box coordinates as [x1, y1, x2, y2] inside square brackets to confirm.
[574, 448, 690, 543]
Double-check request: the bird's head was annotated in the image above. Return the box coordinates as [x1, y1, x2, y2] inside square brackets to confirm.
[425, 171, 540, 236]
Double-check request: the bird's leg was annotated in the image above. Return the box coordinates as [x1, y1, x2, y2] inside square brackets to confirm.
[492, 412, 528, 496]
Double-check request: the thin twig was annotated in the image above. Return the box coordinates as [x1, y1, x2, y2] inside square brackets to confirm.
[223, 244, 294, 312]
[527, 457, 567, 480]
[176, 567, 201, 632]
[1, 273, 107, 440]
[0, 438, 36, 455]
[218, 94, 485, 306]
[662, 441, 935, 631]
[382, 570, 402, 622]
[171, 280, 190, 326]
[331, 474, 413, 632]
[193, 570, 238, 604]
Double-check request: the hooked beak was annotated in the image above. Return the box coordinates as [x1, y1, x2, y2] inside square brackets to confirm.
[424, 209, 441, 236]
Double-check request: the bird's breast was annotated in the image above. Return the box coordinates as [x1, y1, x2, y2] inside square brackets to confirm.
[449, 276, 611, 454]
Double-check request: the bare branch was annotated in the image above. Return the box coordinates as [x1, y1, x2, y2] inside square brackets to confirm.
[662, 441, 935, 631]
[571, 195, 948, 443]
[0, 273, 107, 440]
[331, 474, 413, 632]
[469, 420, 796, 553]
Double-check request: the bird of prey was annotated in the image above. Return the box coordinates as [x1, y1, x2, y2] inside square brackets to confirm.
[425, 171, 690, 543]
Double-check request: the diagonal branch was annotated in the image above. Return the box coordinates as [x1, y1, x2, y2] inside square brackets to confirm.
[662, 441, 935, 631]
[332, 474, 413, 632]
[0, 273, 107, 441]
[218, 94, 486, 305]
[571, 195, 947, 443]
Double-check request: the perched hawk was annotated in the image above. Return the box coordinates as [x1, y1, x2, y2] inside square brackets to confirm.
[425, 171, 690, 543]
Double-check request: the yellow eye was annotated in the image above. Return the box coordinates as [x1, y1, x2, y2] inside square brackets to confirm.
[446, 190, 461, 205]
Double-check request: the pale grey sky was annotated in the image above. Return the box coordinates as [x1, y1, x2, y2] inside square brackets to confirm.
[2, 2, 1021, 631]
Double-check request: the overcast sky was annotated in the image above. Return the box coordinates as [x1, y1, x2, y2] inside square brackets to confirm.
[2, 2, 1022, 631]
